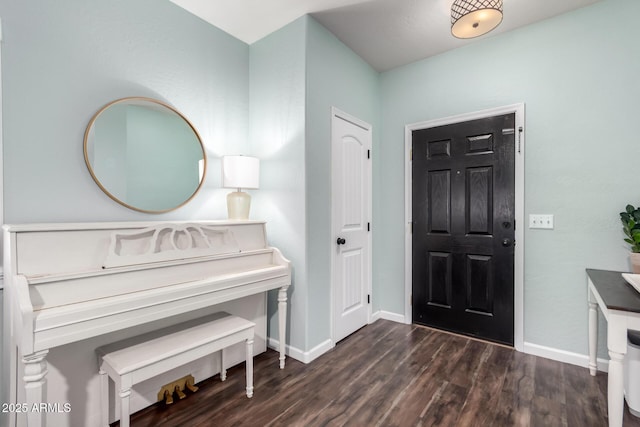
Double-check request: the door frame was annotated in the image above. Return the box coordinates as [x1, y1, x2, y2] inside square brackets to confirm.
[404, 103, 525, 351]
[330, 107, 373, 344]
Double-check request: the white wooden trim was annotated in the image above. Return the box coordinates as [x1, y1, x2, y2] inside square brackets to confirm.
[331, 107, 371, 131]
[267, 337, 334, 364]
[0, 19, 5, 427]
[523, 341, 609, 373]
[0, 16, 4, 287]
[371, 310, 406, 324]
[404, 103, 525, 351]
[3, 219, 266, 233]
[330, 107, 374, 344]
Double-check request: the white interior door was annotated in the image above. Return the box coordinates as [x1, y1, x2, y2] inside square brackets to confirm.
[331, 108, 372, 343]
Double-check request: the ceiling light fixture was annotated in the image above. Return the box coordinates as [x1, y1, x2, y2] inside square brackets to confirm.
[451, 0, 503, 39]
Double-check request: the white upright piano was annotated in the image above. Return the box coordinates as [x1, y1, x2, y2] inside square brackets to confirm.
[2, 220, 291, 427]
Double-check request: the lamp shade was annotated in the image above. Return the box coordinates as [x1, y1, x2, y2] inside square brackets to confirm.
[222, 155, 259, 190]
[451, 0, 503, 39]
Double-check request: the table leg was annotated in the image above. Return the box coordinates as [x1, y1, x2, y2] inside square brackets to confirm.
[608, 350, 625, 427]
[607, 316, 628, 427]
[278, 286, 288, 369]
[589, 298, 598, 376]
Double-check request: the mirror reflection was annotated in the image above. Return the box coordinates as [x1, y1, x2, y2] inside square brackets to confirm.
[84, 97, 206, 213]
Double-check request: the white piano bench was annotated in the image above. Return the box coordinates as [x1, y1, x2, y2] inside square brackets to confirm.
[95, 312, 255, 427]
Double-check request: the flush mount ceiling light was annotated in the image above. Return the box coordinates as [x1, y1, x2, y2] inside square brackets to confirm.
[451, 0, 503, 39]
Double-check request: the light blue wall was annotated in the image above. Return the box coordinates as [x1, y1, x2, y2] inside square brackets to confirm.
[305, 16, 380, 346]
[379, 0, 640, 354]
[0, 0, 249, 223]
[0, 0, 378, 367]
[0, 2, 250, 424]
[2, 0, 633, 369]
[249, 17, 308, 352]
[250, 16, 380, 353]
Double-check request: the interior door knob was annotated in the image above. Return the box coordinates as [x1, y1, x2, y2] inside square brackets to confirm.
[502, 238, 512, 247]
[336, 237, 346, 245]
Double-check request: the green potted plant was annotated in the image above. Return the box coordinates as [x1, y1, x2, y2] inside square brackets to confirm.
[620, 204, 640, 273]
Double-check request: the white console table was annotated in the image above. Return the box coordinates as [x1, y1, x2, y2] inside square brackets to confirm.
[587, 269, 640, 427]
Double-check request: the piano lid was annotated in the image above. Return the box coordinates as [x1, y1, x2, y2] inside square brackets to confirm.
[5, 220, 269, 278]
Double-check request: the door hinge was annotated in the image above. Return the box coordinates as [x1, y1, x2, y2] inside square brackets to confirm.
[410, 294, 412, 306]
[367, 222, 370, 232]
[514, 219, 516, 231]
[410, 148, 413, 161]
[367, 149, 371, 159]
[367, 294, 371, 304]
[410, 222, 413, 234]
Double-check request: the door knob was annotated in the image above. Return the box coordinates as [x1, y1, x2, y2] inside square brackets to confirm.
[336, 237, 346, 245]
[502, 238, 512, 247]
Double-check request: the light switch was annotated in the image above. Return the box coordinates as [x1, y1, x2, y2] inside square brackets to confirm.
[529, 214, 554, 229]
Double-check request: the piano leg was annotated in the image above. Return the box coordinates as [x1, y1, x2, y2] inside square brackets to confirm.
[246, 337, 254, 398]
[23, 350, 49, 427]
[278, 286, 289, 369]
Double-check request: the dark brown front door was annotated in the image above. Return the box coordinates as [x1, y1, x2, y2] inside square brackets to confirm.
[412, 113, 515, 346]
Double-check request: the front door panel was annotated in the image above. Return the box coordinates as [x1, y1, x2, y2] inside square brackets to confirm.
[412, 114, 515, 345]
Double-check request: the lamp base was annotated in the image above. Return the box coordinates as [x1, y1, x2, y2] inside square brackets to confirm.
[227, 191, 251, 220]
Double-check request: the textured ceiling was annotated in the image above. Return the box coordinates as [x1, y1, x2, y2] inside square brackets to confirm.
[170, 0, 603, 71]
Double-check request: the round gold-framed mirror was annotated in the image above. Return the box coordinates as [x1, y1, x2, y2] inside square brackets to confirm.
[84, 97, 206, 213]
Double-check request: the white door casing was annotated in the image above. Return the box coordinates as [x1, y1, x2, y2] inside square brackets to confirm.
[404, 103, 525, 352]
[331, 107, 372, 343]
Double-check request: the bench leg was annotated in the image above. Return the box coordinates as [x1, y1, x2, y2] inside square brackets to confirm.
[99, 368, 109, 427]
[220, 349, 227, 381]
[246, 338, 254, 398]
[119, 387, 131, 427]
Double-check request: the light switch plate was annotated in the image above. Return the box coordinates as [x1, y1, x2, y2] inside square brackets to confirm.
[529, 214, 554, 229]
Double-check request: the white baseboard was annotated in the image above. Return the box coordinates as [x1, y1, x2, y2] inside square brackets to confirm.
[371, 310, 406, 324]
[268, 311, 406, 365]
[523, 341, 609, 372]
[369, 312, 612, 374]
[270, 328, 610, 375]
[368, 311, 612, 373]
[268, 338, 334, 364]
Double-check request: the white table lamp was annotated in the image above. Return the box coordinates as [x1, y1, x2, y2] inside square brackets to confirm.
[222, 155, 259, 220]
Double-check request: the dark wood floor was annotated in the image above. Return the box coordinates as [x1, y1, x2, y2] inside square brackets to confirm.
[126, 320, 640, 427]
